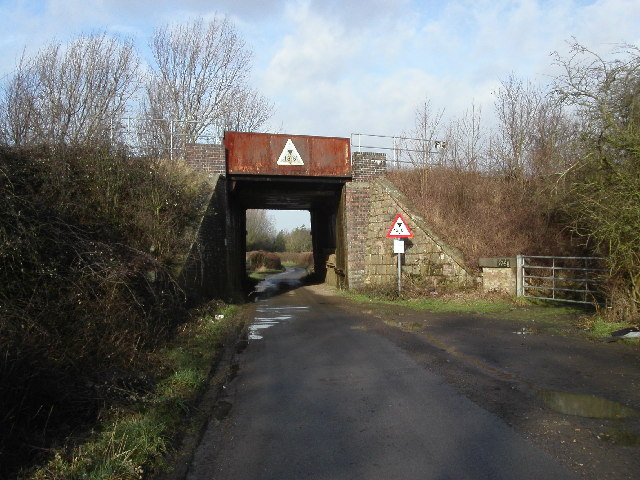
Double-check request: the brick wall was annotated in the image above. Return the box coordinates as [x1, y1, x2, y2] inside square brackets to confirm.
[352, 151, 387, 182]
[344, 182, 371, 288]
[176, 173, 245, 303]
[184, 144, 225, 174]
[177, 174, 229, 302]
[342, 151, 388, 289]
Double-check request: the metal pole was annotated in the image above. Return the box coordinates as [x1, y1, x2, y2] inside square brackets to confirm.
[552, 257, 556, 300]
[397, 252, 402, 295]
[584, 258, 588, 303]
[170, 118, 174, 161]
[393, 137, 398, 169]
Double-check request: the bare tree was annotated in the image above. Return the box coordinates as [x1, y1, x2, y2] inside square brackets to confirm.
[398, 98, 445, 167]
[220, 86, 273, 133]
[441, 102, 485, 171]
[552, 41, 640, 159]
[0, 33, 139, 146]
[0, 55, 37, 146]
[246, 209, 276, 251]
[528, 96, 576, 180]
[142, 17, 272, 155]
[489, 74, 544, 178]
[552, 42, 640, 314]
[489, 74, 576, 182]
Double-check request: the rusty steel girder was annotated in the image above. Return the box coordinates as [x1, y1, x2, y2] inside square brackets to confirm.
[224, 132, 351, 177]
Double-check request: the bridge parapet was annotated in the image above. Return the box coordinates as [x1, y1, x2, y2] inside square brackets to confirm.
[351, 151, 387, 181]
[185, 144, 225, 174]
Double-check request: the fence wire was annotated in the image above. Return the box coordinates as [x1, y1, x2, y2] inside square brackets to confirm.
[350, 133, 447, 169]
[109, 117, 221, 160]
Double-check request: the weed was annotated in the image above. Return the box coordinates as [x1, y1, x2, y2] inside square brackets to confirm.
[278, 251, 314, 270]
[386, 167, 584, 273]
[28, 302, 241, 480]
[577, 316, 638, 341]
[344, 286, 582, 320]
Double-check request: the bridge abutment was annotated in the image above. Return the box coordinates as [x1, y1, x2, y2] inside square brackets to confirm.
[179, 144, 246, 303]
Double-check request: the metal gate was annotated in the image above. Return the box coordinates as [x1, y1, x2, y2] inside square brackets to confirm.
[516, 255, 607, 305]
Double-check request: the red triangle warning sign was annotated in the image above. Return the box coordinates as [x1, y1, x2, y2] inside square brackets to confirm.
[386, 214, 413, 238]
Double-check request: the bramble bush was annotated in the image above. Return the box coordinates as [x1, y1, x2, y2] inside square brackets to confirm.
[0, 145, 209, 477]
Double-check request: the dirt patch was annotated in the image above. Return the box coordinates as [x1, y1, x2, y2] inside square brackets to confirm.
[332, 296, 640, 480]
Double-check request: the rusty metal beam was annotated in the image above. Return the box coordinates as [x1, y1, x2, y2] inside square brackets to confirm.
[225, 132, 351, 177]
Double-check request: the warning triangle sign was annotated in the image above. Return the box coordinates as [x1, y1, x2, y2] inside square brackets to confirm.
[386, 214, 413, 238]
[277, 139, 304, 165]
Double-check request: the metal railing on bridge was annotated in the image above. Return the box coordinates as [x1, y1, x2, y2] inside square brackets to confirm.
[350, 133, 446, 169]
[516, 255, 607, 306]
[109, 117, 221, 160]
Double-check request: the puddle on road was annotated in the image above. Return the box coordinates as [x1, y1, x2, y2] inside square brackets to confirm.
[249, 306, 310, 340]
[538, 390, 639, 419]
[251, 267, 306, 301]
[598, 428, 640, 446]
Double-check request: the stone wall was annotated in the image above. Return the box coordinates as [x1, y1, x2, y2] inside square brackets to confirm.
[343, 152, 475, 290]
[479, 258, 517, 295]
[176, 173, 245, 304]
[363, 178, 476, 288]
[481, 267, 517, 295]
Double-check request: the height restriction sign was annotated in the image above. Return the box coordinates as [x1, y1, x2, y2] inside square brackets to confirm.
[386, 214, 413, 238]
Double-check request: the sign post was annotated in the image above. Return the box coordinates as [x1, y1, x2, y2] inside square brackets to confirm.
[386, 214, 413, 295]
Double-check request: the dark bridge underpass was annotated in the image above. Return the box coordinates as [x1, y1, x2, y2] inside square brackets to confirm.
[230, 176, 343, 282]
[226, 132, 351, 297]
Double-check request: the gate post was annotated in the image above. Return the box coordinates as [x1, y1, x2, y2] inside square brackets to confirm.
[516, 254, 524, 297]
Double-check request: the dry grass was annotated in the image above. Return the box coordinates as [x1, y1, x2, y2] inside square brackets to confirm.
[387, 167, 583, 271]
[246, 250, 283, 272]
[278, 251, 314, 269]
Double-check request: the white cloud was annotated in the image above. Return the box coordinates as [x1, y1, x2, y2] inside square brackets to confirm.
[265, 3, 363, 88]
[1, 0, 638, 138]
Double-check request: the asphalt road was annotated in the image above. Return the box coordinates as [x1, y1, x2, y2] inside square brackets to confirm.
[187, 275, 579, 480]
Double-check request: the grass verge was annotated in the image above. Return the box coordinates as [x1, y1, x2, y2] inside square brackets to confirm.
[342, 288, 590, 326]
[577, 315, 639, 342]
[342, 289, 516, 314]
[27, 302, 243, 480]
[341, 287, 640, 343]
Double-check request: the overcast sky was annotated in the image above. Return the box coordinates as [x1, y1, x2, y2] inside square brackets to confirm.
[1, 0, 638, 230]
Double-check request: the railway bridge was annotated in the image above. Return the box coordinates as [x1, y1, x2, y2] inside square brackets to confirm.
[179, 132, 472, 302]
